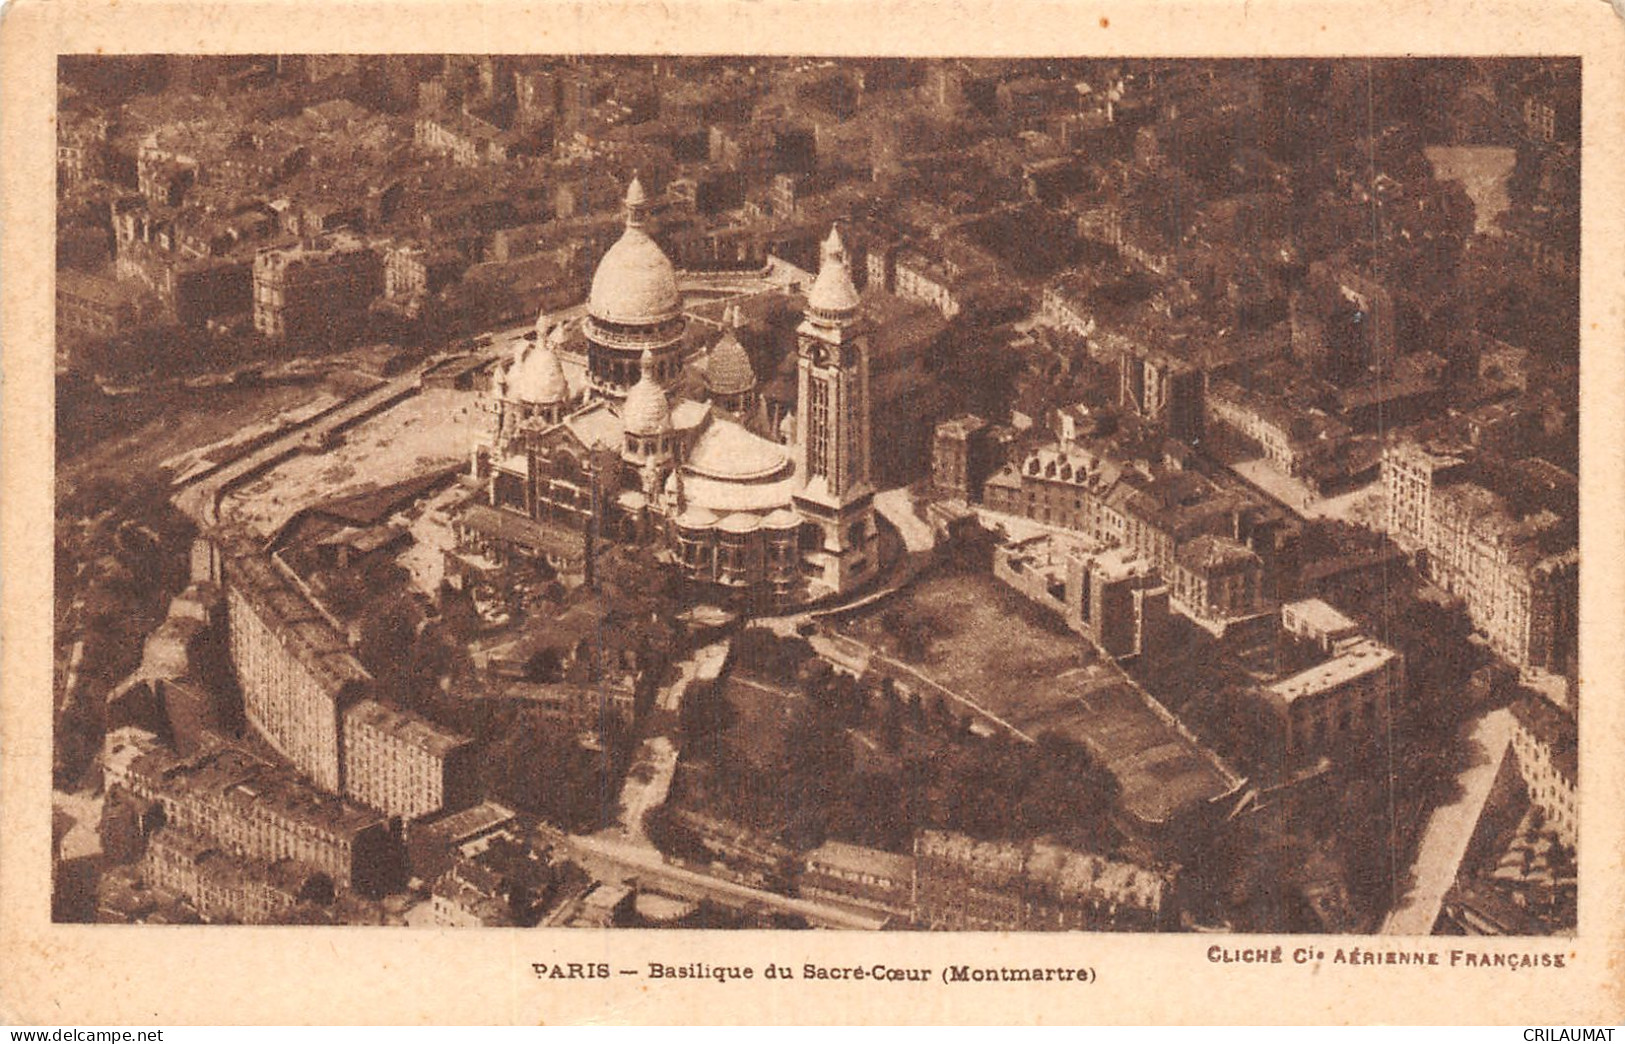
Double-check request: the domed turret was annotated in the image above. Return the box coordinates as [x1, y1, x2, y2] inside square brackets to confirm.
[705, 305, 757, 400]
[508, 337, 569, 408]
[806, 225, 861, 322]
[622, 349, 672, 437]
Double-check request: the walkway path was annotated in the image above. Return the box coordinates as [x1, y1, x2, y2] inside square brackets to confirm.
[616, 736, 678, 844]
[613, 641, 729, 841]
[1380, 707, 1516, 935]
[1226, 459, 1384, 526]
[874, 488, 936, 553]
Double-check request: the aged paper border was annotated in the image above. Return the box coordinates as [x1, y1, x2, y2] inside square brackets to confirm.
[4, 0, 1623, 1025]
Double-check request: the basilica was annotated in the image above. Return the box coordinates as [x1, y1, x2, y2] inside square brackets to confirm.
[467, 176, 882, 609]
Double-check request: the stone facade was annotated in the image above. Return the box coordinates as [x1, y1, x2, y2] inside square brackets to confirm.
[913, 831, 1170, 932]
[224, 552, 369, 794]
[1264, 637, 1403, 764]
[252, 234, 382, 341]
[1508, 696, 1577, 847]
[798, 841, 915, 920]
[142, 826, 319, 924]
[1381, 440, 1578, 676]
[342, 700, 478, 822]
[121, 743, 397, 896]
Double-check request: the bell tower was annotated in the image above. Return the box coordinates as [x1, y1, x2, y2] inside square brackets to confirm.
[792, 225, 878, 594]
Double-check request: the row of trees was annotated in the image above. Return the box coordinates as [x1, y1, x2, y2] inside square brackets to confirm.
[470, 702, 633, 832]
[54, 477, 199, 788]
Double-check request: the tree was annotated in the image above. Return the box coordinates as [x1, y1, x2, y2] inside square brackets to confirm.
[678, 679, 736, 758]
[879, 683, 903, 752]
[644, 803, 712, 864]
[733, 627, 816, 681]
[476, 835, 555, 926]
[828, 771, 906, 851]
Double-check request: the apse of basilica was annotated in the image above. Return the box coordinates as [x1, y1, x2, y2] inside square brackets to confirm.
[468, 175, 881, 609]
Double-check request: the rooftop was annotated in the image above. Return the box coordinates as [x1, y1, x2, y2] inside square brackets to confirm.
[804, 840, 915, 882]
[1282, 597, 1359, 638]
[684, 413, 791, 482]
[345, 699, 471, 758]
[227, 553, 372, 698]
[1176, 534, 1259, 573]
[458, 503, 585, 562]
[1267, 638, 1399, 705]
[414, 801, 520, 848]
[128, 742, 389, 839]
[1026, 839, 1166, 910]
[917, 832, 1166, 912]
[935, 413, 988, 440]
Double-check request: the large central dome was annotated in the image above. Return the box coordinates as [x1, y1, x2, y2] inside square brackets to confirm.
[587, 174, 681, 327]
[588, 225, 682, 326]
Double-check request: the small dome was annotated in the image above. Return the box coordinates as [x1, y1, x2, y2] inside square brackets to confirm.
[717, 512, 761, 534]
[705, 307, 756, 396]
[675, 505, 718, 530]
[806, 225, 861, 318]
[622, 349, 672, 436]
[587, 175, 681, 327]
[507, 339, 569, 406]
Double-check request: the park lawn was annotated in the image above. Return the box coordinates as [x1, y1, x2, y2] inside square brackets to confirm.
[835, 569, 1092, 716]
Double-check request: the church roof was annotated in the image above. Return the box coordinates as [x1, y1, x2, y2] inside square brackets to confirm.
[587, 176, 680, 327]
[624, 172, 649, 211]
[506, 339, 569, 405]
[674, 506, 718, 529]
[716, 512, 761, 534]
[671, 398, 711, 434]
[705, 308, 757, 396]
[588, 226, 681, 326]
[622, 349, 673, 436]
[806, 225, 861, 318]
[562, 400, 624, 451]
[685, 413, 790, 481]
[681, 468, 802, 515]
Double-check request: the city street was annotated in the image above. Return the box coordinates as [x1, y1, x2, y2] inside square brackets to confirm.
[1381, 708, 1516, 935]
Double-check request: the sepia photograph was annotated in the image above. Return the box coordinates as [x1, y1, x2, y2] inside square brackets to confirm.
[4, 0, 1624, 1026]
[47, 52, 1581, 935]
